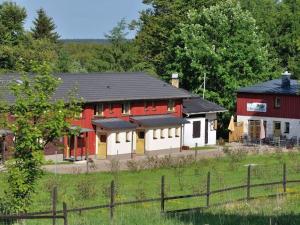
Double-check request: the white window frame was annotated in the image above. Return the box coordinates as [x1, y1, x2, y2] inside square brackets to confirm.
[116, 132, 120, 143]
[161, 129, 165, 139]
[126, 131, 131, 142]
[168, 128, 173, 138]
[95, 103, 104, 116]
[284, 122, 290, 134]
[167, 100, 175, 112]
[153, 129, 159, 139]
[274, 97, 281, 108]
[175, 127, 180, 137]
[122, 102, 131, 115]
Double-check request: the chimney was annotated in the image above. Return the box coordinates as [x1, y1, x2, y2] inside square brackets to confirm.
[281, 71, 291, 88]
[171, 73, 179, 88]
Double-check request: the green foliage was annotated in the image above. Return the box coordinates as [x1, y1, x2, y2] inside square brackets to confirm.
[135, 0, 220, 76]
[0, 62, 81, 213]
[239, 0, 300, 78]
[31, 8, 60, 42]
[0, 1, 26, 45]
[167, 0, 278, 128]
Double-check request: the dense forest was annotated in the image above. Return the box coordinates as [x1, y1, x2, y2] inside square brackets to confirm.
[0, 0, 299, 128]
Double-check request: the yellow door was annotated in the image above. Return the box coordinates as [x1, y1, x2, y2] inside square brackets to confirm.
[98, 134, 107, 159]
[136, 131, 145, 155]
[273, 121, 281, 137]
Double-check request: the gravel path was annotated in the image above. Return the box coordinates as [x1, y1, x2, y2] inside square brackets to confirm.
[42, 148, 223, 174]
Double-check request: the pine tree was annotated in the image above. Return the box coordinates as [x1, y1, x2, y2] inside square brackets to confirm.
[31, 8, 60, 42]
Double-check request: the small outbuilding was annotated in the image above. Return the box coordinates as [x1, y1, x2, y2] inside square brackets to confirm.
[182, 97, 227, 148]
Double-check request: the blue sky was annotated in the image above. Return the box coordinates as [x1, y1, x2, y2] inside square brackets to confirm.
[0, 0, 148, 39]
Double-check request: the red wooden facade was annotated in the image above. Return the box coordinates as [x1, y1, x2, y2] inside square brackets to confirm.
[237, 93, 300, 119]
[65, 99, 183, 157]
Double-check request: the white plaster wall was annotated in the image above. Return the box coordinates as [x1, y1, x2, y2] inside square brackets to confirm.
[107, 131, 134, 156]
[237, 115, 300, 139]
[145, 127, 181, 151]
[183, 113, 218, 147]
[183, 117, 205, 147]
[96, 128, 134, 156]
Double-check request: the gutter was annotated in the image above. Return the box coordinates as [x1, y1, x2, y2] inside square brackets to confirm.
[184, 110, 228, 117]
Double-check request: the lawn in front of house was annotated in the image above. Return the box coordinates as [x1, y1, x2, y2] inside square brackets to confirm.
[1, 150, 300, 224]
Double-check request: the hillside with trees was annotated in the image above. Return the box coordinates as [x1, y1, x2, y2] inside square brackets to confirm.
[0, 0, 299, 130]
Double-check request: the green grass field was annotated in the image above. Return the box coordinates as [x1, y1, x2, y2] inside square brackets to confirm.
[1, 151, 300, 224]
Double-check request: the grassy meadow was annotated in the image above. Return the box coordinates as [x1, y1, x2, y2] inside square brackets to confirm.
[1, 150, 300, 224]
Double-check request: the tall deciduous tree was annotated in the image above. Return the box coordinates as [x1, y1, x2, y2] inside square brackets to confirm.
[31, 8, 60, 42]
[0, 62, 80, 213]
[135, 0, 220, 77]
[0, 1, 26, 45]
[168, 0, 278, 127]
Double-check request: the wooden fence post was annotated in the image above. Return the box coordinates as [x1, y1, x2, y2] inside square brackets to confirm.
[206, 171, 211, 208]
[161, 176, 165, 213]
[52, 186, 57, 225]
[283, 163, 287, 193]
[63, 202, 68, 225]
[247, 165, 251, 200]
[110, 180, 115, 221]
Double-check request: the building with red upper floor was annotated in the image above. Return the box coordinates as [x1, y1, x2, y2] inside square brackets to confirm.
[236, 71, 300, 140]
[0, 72, 226, 161]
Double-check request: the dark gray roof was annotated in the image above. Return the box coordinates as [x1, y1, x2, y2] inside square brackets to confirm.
[92, 118, 137, 130]
[130, 115, 189, 127]
[0, 73, 192, 103]
[69, 126, 94, 133]
[183, 97, 227, 115]
[237, 79, 300, 95]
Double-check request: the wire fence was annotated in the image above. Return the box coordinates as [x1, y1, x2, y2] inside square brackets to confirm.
[0, 163, 299, 225]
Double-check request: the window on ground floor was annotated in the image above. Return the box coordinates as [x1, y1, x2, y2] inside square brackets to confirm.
[153, 129, 159, 139]
[168, 128, 173, 138]
[161, 129, 165, 138]
[175, 127, 180, 137]
[116, 132, 120, 143]
[126, 132, 131, 142]
[193, 121, 201, 138]
[284, 122, 290, 134]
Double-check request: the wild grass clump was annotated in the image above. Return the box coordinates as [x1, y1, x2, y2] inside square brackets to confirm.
[75, 177, 97, 200]
[126, 155, 196, 172]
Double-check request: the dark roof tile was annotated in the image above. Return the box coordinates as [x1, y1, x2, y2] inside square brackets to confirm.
[183, 97, 227, 114]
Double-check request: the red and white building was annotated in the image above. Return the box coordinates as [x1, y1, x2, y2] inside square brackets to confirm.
[236, 71, 300, 140]
[1, 72, 226, 161]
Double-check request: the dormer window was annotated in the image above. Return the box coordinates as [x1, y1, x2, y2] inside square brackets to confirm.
[167, 100, 175, 112]
[94, 103, 104, 116]
[274, 97, 281, 108]
[122, 102, 131, 115]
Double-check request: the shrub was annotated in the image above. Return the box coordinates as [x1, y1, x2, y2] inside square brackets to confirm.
[126, 160, 140, 172]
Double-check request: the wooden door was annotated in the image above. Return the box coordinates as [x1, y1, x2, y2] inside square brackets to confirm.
[98, 134, 107, 159]
[273, 121, 281, 137]
[136, 131, 145, 155]
[248, 120, 260, 140]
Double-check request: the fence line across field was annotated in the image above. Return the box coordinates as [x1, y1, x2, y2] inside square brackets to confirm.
[0, 163, 299, 225]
